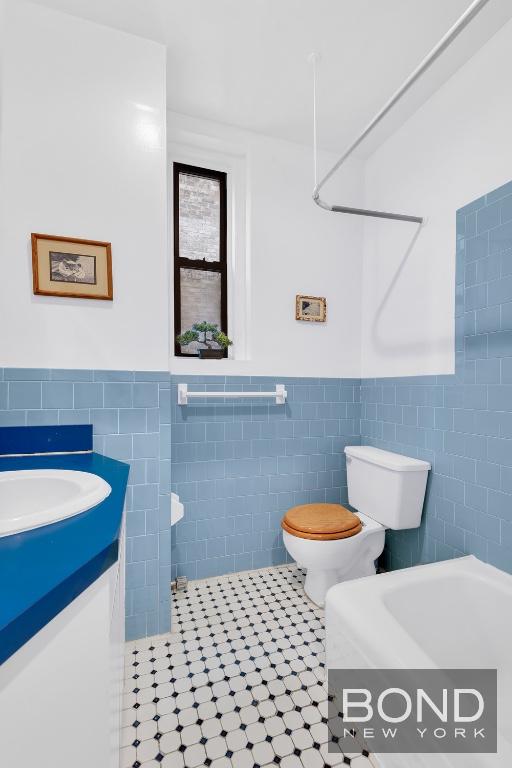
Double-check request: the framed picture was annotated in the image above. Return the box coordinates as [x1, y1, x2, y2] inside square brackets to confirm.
[31, 233, 113, 300]
[296, 294, 326, 322]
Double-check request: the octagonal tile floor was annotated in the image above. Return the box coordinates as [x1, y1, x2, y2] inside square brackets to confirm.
[122, 565, 375, 768]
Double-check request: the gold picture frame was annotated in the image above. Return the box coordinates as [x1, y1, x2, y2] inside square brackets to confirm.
[295, 294, 326, 322]
[32, 232, 113, 300]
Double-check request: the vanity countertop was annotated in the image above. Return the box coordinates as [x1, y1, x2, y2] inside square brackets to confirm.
[0, 450, 129, 664]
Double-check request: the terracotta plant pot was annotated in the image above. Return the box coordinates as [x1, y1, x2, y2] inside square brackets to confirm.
[198, 347, 225, 359]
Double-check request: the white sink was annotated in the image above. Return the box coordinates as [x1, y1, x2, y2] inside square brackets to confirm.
[0, 469, 112, 537]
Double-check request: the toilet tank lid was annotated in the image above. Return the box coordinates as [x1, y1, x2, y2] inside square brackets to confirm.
[344, 445, 431, 472]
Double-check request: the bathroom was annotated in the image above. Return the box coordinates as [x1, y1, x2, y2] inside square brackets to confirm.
[0, 0, 511, 765]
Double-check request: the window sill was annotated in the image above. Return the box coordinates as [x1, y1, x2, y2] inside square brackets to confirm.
[169, 355, 255, 377]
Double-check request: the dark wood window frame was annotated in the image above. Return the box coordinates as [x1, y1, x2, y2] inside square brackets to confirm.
[173, 162, 228, 358]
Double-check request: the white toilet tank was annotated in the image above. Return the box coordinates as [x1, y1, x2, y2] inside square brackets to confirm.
[345, 446, 430, 529]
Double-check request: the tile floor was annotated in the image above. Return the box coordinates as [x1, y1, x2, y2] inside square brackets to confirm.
[122, 565, 375, 768]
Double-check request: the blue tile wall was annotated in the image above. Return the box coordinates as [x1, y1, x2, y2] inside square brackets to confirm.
[361, 179, 512, 575]
[0, 368, 360, 639]
[0, 368, 172, 641]
[169, 376, 361, 581]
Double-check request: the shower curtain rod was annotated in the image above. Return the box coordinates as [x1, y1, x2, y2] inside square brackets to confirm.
[311, 0, 491, 224]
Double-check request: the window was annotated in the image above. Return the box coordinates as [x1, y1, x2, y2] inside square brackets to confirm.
[173, 162, 228, 357]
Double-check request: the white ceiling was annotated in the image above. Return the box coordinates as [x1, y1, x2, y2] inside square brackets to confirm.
[30, 0, 512, 154]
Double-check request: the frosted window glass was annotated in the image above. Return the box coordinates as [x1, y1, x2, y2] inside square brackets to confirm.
[179, 268, 221, 354]
[178, 173, 220, 262]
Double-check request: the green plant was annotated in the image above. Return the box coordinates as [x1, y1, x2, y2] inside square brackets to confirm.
[176, 322, 233, 351]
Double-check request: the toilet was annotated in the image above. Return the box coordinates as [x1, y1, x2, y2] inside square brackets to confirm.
[282, 445, 430, 606]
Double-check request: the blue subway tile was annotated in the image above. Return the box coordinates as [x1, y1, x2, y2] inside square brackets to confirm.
[488, 490, 512, 521]
[501, 194, 512, 223]
[465, 483, 487, 512]
[434, 408, 453, 431]
[119, 408, 147, 434]
[475, 306, 500, 335]
[489, 220, 512, 255]
[104, 383, 133, 408]
[487, 437, 512, 467]
[51, 369, 94, 381]
[464, 434, 487, 461]
[444, 523, 465, 551]
[475, 359, 500, 385]
[133, 383, 159, 407]
[0, 383, 7, 410]
[464, 334, 487, 360]
[462, 385, 486, 411]
[488, 275, 512, 306]
[463, 532, 488, 560]
[234, 553, 252, 571]
[74, 383, 103, 409]
[104, 434, 133, 461]
[452, 456, 476, 483]
[502, 359, 512, 385]
[207, 537, 226, 558]
[26, 410, 58, 426]
[133, 484, 159, 511]
[133, 433, 159, 459]
[59, 409, 90, 425]
[488, 386, 512, 411]
[125, 614, 147, 642]
[465, 234, 488, 263]
[91, 408, 118, 435]
[474, 410, 501, 437]
[131, 534, 158, 563]
[135, 371, 170, 382]
[475, 511, 501, 543]
[132, 585, 158, 615]
[488, 330, 512, 358]
[146, 459, 159, 484]
[487, 541, 512, 574]
[477, 201, 500, 233]
[146, 508, 159, 534]
[126, 562, 146, 590]
[126, 510, 146, 537]
[9, 381, 41, 409]
[501, 466, 512, 494]
[94, 370, 134, 382]
[4, 368, 50, 381]
[42, 381, 73, 409]
[477, 255, 501, 284]
[129, 459, 146, 485]
[476, 461, 501, 490]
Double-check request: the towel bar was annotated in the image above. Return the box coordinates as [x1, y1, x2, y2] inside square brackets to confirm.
[177, 383, 287, 405]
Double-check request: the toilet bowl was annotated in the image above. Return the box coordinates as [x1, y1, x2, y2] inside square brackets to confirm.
[282, 509, 385, 606]
[282, 445, 431, 606]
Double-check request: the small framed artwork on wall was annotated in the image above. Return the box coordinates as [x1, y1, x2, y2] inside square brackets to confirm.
[296, 294, 326, 322]
[31, 233, 113, 300]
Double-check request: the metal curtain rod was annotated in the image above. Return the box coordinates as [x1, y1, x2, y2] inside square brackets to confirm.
[311, 0, 491, 224]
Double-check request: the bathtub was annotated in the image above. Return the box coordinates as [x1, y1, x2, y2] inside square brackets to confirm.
[326, 556, 512, 767]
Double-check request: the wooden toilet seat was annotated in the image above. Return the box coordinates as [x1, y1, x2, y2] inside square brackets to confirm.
[281, 503, 362, 541]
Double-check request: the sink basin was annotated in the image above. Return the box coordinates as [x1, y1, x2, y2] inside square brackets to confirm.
[0, 469, 112, 537]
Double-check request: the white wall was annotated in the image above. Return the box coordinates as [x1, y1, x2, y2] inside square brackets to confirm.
[0, 0, 168, 371]
[168, 112, 364, 378]
[6, 3, 509, 380]
[360, 17, 512, 379]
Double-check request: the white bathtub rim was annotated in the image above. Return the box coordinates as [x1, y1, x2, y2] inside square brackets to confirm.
[326, 556, 512, 768]
[325, 555, 512, 671]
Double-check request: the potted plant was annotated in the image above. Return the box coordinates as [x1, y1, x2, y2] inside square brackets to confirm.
[176, 321, 233, 359]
